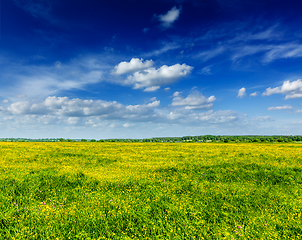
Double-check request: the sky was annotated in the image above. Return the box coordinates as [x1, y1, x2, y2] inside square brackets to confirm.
[1, 0, 302, 139]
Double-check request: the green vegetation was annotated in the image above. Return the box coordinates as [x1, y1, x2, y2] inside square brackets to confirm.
[0, 142, 301, 239]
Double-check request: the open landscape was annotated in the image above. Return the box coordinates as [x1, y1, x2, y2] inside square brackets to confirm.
[0, 142, 301, 239]
[2, 1, 302, 239]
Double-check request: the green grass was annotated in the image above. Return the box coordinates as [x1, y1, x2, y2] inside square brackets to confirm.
[0, 142, 301, 239]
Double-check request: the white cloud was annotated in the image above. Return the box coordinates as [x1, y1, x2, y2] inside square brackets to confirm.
[157, 6, 181, 28]
[263, 79, 302, 99]
[237, 87, 246, 98]
[263, 43, 302, 62]
[2, 100, 9, 103]
[44, 96, 69, 109]
[192, 25, 302, 64]
[295, 109, 302, 113]
[0, 56, 109, 99]
[112, 58, 154, 75]
[8, 102, 31, 114]
[250, 91, 258, 97]
[67, 117, 80, 125]
[253, 116, 274, 121]
[231, 43, 302, 63]
[182, 110, 237, 124]
[173, 91, 181, 97]
[230, 25, 281, 43]
[147, 100, 160, 108]
[143, 86, 160, 92]
[268, 105, 293, 111]
[123, 123, 132, 128]
[5, 97, 161, 121]
[164, 87, 171, 91]
[126, 63, 193, 91]
[171, 91, 216, 110]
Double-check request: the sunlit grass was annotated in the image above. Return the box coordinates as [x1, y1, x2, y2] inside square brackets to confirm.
[0, 142, 301, 239]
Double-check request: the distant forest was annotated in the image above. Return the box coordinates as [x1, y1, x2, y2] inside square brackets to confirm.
[1, 135, 302, 143]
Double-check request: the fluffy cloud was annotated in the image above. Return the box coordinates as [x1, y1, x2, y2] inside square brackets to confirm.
[112, 58, 153, 75]
[268, 105, 292, 111]
[125, 63, 193, 91]
[143, 86, 161, 92]
[157, 6, 181, 28]
[1, 95, 244, 128]
[171, 91, 216, 110]
[8, 102, 31, 114]
[5, 96, 160, 121]
[263, 79, 302, 99]
[250, 91, 258, 97]
[237, 87, 246, 98]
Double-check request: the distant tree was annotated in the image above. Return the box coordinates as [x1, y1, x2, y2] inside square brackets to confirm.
[81, 139, 87, 142]
[90, 139, 96, 142]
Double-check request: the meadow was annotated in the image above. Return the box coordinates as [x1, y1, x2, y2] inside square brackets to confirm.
[0, 142, 301, 239]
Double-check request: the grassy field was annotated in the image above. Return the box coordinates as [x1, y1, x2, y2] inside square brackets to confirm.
[0, 142, 301, 239]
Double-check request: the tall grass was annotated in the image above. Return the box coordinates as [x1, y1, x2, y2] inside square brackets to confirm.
[0, 142, 301, 239]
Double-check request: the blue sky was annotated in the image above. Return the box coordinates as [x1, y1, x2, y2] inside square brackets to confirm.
[1, 0, 302, 139]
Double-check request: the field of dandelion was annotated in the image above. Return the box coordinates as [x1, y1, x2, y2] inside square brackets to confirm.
[0, 142, 301, 239]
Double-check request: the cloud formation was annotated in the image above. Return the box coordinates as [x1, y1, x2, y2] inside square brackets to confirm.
[268, 105, 292, 110]
[237, 87, 246, 98]
[171, 91, 216, 109]
[124, 63, 193, 91]
[0, 56, 108, 99]
[112, 58, 154, 75]
[157, 6, 181, 28]
[263, 79, 302, 99]
[1, 95, 243, 127]
[5, 96, 161, 120]
[112, 58, 193, 91]
[250, 91, 258, 97]
[193, 25, 302, 64]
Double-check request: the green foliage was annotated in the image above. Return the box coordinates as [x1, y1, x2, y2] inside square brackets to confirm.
[1, 135, 302, 143]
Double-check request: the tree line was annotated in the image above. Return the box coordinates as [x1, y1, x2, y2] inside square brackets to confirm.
[1, 135, 302, 143]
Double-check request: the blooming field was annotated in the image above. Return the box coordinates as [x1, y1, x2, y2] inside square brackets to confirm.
[0, 142, 301, 239]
